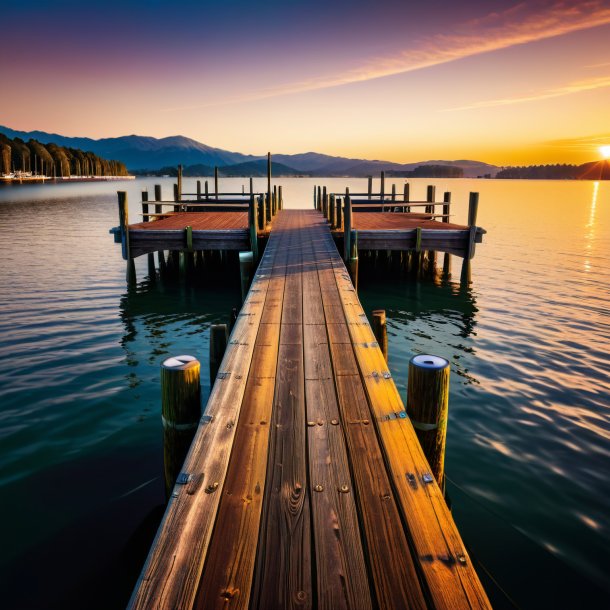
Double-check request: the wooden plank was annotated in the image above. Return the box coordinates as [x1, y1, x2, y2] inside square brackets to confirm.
[194, 219, 291, 610]
[127, 216, 281, 610]
[251, 212, 312, 610]
[313, 226, 427, 610]
[328, 235, 492, 609]
[302, 225, 372, 610]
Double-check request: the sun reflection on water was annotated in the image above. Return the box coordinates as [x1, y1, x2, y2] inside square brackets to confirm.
[584, 181, 599, 273]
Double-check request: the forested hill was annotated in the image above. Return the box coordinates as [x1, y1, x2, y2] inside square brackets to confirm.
[496, 162, 610, 180]
[0, 134, 129, 177]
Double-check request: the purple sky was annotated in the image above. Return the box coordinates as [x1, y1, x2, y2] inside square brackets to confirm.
[3, 0, 610, 164]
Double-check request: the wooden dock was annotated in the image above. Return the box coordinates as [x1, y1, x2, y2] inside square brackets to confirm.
[127, 212, 252, 258]
[128, 209, 490, 610]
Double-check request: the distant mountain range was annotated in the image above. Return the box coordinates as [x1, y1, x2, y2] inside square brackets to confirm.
[0, 125, 498, 177]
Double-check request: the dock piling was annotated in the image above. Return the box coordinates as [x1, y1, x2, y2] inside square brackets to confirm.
[197, 180, 201, 201]
[214, 167, 219, 200]
[239, 251, 254, 302]
[117, 191, 130, 261]
[343, 191, 352, 261]
[173, 184, 180, 212]
[371, 310, 388, 361]
[177, 165, 183, 202]
[161, 355, 201, 498]
[407, 354, 450, 488]
[142, 190, 149, 222]
[209, 324, 229, 383]
[349, 229, 359, 290]
[248, 195, 259, 260]
[267, 152, 271, 208]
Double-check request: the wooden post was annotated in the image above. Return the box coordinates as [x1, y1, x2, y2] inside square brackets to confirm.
[317, 186, 322, 212]
[249, 177, 253, 195]
[177, 165, 183, 201]
[197, 180, 201, 201]
[161, 355, 201, 498]
[214, 167, 219, 200]
[154, 186, 162, 222]
[278, 185, 283, 211]
[407, 354, 450, 487]
[248, 195, 259, 260]
[313, 185, 317, 209]
[117, 191, 130, 260]
[321, 187, 328, 220]
[142, 190, 149, 222]
[343, 190, 352, 261]
[426, 185, 435, 214]
[329, 194, 336, 229]
[466, 192, 480, 261]
[380, 171, 385, 201]
[147, 252, 156, 281]
[173, 183, 180, 212]
[336, 197, 343, 229]
[258, 194, 266, 230]
[443, 192, 451, 278]
[265, 193, 271, 227]
[209, 324, 229, 383]
[349, 229, 358, 291]
[272, 185, 277, 216]
[239, 251, 254, 302]
[367, 176, 373, 198]
[391, 183, 396, 202]
[205, 180, 209, 200]
[267, 152, 271, 208]
[468, 192, 479, 226]
[371, 310, 388, 361]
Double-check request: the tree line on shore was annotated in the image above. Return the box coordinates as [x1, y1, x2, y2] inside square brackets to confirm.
[0, 134, 129, 177]
[496, 161, 609, 180]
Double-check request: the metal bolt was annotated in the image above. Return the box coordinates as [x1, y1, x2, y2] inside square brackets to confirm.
[339, 485, 349, 493]
[314, 484, 324, 492]
[331, 419, 339, 425]
[206, 482, 219, 493]
[307, 421, 315, 427]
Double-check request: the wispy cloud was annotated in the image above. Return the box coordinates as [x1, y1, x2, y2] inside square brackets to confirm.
[164, 0, 610, 111]
[544, 133, 610, 150]
[445, 74, 610, 111]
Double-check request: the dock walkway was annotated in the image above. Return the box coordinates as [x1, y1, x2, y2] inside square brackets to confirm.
[129, 209, 490, 610]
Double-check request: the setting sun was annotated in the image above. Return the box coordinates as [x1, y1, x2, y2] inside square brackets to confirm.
[600, 145, 610, 159]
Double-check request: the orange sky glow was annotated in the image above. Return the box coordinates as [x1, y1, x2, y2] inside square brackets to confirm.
[2, 0, 610, 166]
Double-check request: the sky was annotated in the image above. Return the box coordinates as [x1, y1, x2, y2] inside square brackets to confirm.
[2, 0, 610, 165]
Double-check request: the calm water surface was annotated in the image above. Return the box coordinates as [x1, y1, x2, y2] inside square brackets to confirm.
[0, 177, 608, 609]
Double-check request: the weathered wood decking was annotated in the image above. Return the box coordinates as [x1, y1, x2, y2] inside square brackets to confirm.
[128, 211, 253, 258]
[351, 212, 484, 257]
[129, 210, 490, 610]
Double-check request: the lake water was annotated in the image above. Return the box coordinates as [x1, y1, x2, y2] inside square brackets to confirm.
[0, 177, 608, 609]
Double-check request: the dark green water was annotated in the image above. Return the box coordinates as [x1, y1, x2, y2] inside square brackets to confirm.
[0, 177, 608, 609]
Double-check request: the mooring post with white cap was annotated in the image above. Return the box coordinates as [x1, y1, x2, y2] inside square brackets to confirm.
[407, 354, 450, 488]
[209, 324, 229, 383]
[161, 355, 201, 498]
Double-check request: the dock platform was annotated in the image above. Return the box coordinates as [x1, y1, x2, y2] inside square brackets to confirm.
[128, 209, 490, 610]
[128, 211, 253, 258]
